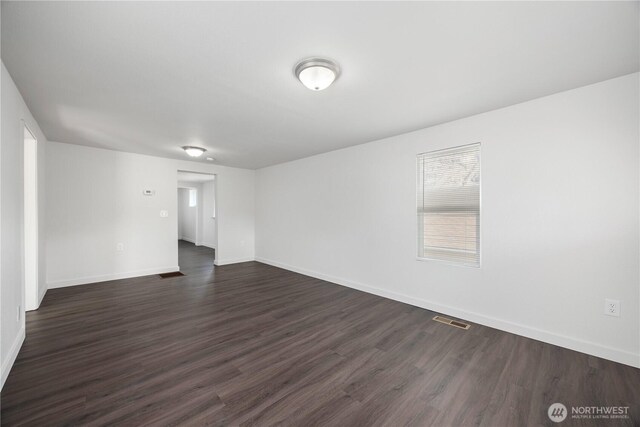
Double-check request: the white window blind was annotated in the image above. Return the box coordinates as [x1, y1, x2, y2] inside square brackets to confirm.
[417, 143, 480, 266]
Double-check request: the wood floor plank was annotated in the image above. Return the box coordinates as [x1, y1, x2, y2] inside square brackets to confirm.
[1, 240, 639, 426]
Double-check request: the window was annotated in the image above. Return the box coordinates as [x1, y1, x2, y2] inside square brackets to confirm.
[417, 143, 480, 266]
[189, 189, 197, 207]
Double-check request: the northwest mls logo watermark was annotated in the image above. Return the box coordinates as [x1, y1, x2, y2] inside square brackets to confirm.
[548, 403, 567, 422]
[548, 403, 630, 423]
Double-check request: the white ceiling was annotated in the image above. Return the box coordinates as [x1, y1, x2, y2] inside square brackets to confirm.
[177, 171, 216, 184]
[2, 2, 638, 169]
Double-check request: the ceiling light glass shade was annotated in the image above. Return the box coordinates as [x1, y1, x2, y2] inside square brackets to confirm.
[294, 58, 340, 91]
[298, 66, 335, 91]
[182, 146, 206, 157]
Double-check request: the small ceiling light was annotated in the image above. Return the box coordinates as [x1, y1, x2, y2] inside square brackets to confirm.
[182, 146, 206, 157]
[206, 157, 215, 162]
[294, 57, 340, 91]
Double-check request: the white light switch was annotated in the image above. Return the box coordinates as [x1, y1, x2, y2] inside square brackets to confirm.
[160, 210, 169, 218]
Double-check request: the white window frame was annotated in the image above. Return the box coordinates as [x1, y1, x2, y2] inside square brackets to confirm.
[416, 143, 481, 268]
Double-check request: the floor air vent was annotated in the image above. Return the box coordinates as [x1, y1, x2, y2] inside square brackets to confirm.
[433, 315, 470, 330]
[159, 271, 184, 278]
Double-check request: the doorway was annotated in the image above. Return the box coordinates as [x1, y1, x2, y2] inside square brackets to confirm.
[176, 171, 217, 270]
[24, 123, 39, 311]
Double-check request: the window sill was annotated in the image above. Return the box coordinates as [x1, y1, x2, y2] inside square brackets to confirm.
[415, 256, 480, 268]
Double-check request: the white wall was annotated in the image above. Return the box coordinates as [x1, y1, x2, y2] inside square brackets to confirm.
[177, 189, 183, 239]
[255, 73, 640, 368]
[1, 63, 48, 388]
[201, 180, 217, 249]
[46, 142, 254, 288]
[177, 187, 197, 242]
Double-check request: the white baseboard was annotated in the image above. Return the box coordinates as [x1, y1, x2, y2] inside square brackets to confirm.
[47, 266, 180, 289]
[27, 285, 47, 311]
[180, 238, 215, 249]
[1, 325, 25, 391]
[255, 257, 640, 369]
[38, 286, 47, 306]
[214, 257, 254, 266]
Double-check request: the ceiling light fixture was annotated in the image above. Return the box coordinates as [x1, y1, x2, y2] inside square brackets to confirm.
[182, 146, 206, 157]
[206, 157, 215, 162]
[294, 57, 340, 91]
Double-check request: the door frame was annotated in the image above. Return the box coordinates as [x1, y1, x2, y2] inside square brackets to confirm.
[23, 122, 39, 311]
[176, 170, 218, 268]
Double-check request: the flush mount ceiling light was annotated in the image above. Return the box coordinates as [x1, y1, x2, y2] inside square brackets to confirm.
[182, 146, 206, 157]
[294, 57, 340, 91]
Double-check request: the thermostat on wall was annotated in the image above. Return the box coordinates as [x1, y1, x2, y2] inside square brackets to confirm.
[143, 189, 155, 196]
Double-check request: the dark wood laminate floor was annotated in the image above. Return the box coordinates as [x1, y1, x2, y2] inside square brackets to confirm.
[2, 241, 639, 426]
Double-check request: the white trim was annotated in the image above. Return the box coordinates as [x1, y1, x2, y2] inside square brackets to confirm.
[23, 121, 40, 312]
[39, 285, 47, 304]
[31, 285, 47, 310]
[1, 325, 25, 390]
[47, 266, 180, 289]
[179, 238, 215, 249]
[184, 239, 216, 250]
[255, 257, 640, 369]
[214, 257, 254, 266]
[26, 284, 47, 312]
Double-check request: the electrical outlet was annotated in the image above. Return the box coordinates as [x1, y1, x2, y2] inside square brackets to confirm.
[17, 305, 21, 322]
[604, 299, 620, 317]
[116, 243, 124, 252]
